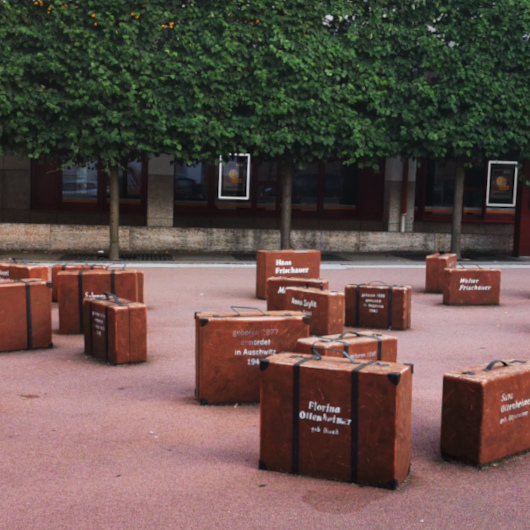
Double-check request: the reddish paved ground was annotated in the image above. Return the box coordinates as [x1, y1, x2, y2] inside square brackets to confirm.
[2, 264, 530, 529]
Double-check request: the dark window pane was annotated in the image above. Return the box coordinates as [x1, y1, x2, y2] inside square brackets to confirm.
[425, 160, 485, 214]
[257, 160, 277, 209]
[292, 164, 318, 210]
[323, 161, 357, 209]
[174, 163, 207, 203]
[62, 163, 98, 202]
[104, 159, 143, 203]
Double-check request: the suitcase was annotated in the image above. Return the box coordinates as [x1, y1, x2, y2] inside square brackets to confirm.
[266, 277, 330, 311]
[443, 268, 501, 305]
[295, 331, 398, 362]
[259, 352, 412, 488]
[0, 262, 50, 282]
[256, 250, 321, 299]
[83, 294, 147, 365]
[0, 279, 53, 352]
[57, 269, 145, 334]
[345, 283, 412, 330]
[283, 287, 344, 336]
[51, 264, 108, 302]
[195, 308, 310, 404]
[425, 253, 457, 293]
[441, 359, 530, 466]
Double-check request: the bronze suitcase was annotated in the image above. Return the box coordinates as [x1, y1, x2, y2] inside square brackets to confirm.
[0, 279, 53, 352]
[51, 264, 108, 302]
[57, 269, 145, 334]
[0, 262, 50, 282]
[259, 352, 412, 488]
[284, 286, 344, 336]
[425, 253, 457, 293]
[441, 359, 530, 466]
[195, 308, 310, 405]
[345, 283, 412, 330]
[83, 294, 147, 365]
[295, 331, 398, 362]
[256, 249, 321, 299]
[266, 277, 330, 311]
[443, 268, 500, 305]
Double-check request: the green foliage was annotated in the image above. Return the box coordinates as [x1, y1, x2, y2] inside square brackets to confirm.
[356, 0, 530, 161]
[0, 1, 250, 167]
[1, 0, 528, 169]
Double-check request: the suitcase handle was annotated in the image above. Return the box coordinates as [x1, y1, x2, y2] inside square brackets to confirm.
[484, 360, 510, 371]
[104, 292, 124, 305]
[311, 345, 359, 364]
[484, 360, 526, 371]
[230, 306, 265, 315]
[338, 331, 366, 339]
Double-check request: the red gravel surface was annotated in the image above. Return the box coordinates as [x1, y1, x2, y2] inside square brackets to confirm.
[2, 264, 530, 529]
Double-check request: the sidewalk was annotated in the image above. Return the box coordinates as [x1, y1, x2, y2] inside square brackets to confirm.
[2, 264, 530, 528]
[1, 249, 529, 268]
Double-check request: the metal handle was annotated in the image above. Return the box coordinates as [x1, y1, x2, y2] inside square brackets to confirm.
[230, 306, 265, 316]
[484, 360, 510, 371]
[311, 345, 357, 363]
[337, 331, 363, 339]
[104, 292, 123, 305]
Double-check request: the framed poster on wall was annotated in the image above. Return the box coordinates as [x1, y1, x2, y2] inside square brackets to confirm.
[218, 154, 250, 200]
[486, 161, 518, 207]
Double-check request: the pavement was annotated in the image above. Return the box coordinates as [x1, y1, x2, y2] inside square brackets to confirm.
[2, 253, 530, 529]
[1, 249, 530, 268]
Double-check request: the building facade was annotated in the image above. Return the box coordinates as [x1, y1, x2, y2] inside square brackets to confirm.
[0, 154, 527, 255]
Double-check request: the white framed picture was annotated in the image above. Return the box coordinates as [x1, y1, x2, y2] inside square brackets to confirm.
[486, 161, 518, 208]
[218, 154, 251, 200]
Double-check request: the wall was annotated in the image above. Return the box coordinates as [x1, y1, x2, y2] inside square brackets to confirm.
[0, 223, 514, 254]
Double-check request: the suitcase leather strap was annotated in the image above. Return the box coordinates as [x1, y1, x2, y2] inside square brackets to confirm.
[24, 282, 33, 349]
[111, 270, 116, 295]
[388, 287, 393, 330]
[292, 355, 320, 474]
[78, 270, 85, 333]
[291, 354, 376, 482]
[15, 279, 33, 349]
[351, 361, 377, 483]
[355, 285, 360, 327]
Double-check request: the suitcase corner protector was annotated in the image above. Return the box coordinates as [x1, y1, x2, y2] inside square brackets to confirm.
[260, 359, 270, 371]
[385, 478, 400, 491]
[387, 372, 402, 386]
[258, 460, 268, 471]
[199, 398, 209, 406]
[200, 318, 209, 327]
[47, 342, 54, 349]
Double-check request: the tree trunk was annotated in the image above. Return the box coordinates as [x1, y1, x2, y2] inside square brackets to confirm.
[280, 160, 293, 250]
[108, 164, 120, 260]
[451, 159, 465, 258]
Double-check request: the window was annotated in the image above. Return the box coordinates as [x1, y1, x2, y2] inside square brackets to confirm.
[292, 163, 319, 210]
[62, 162, 98, 203]
[174, 162, 208, 204]
[425, 160, 486, 216]
[256, 160, 277, 209]
[323, 161, 357, 210]
[31, 158, 147, 215]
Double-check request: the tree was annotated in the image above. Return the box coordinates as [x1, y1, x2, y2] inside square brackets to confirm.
[349, 0, 530, 256]
[0, 0, 248, 258]
[221, 1, 388, 248]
